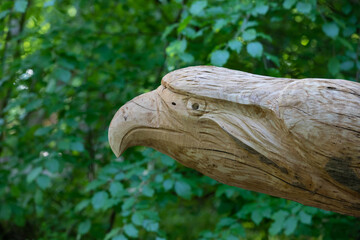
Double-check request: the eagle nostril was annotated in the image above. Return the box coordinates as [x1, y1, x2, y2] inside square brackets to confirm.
[172, 102, 176, 106]
[192, 103, 199, 110]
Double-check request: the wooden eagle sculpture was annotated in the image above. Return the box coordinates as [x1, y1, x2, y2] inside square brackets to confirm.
[108, 66, 360, 217]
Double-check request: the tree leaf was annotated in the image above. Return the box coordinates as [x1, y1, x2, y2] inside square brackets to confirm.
[296, 2, 312, 14]
[265, 53, 280, 67]
[251, 209, 263, 225]
[35, 189, 43, 204]
[100, 165, 118, 176]
[78, 219, 91, 235]
[25, 99, 42, 112]
[85, 179, 107, 192]
[182, 27, 197, 39]
[242, 20, 259, 30]
[104, 228, 121, 240]
[113, 234, 128, 240]
[0, 10, 10, 19]
[163, 179, 173, 191]
[162, 24, 177, 40]
[254, 3, 269, 15]
[122, 198, 135, 211]
[177, 16, 192, 33]
[269, 218, 284, 235]
[322, 23, 339, 38]
[343, 26, 356, 37]
[53, 67, 71, 83]
[284, 216, 298, 235]
[269, 210, 289, 235]
[257, 32, 273, 42]
[328, 57, 340, 76]
[218, 217, 236, 227]
[131, 212, 144, 226]
[338, 38, 354, 51]
[166, 39, 187, 57]
[115, 173, 125, 180]
[228, 39, 242, 54]
[124, 224, 138, 238]
[45, 158, 60, 173]
[340, 61, 354, 71]
[160, 155, 175, 166]
[299, 210, 312, 224]
[142, 185, 154, 197]
[34, 126, 52, 136]
[342, 4, 352, 14]
[229, 223, 246, 237]
[283, 0, 296, 9]
[175, 181, 191, 199]
[210, 50, 229, 66]
[213, 19, 227, 32]
[71, 141, 84, 152]
[27, 167, 43, 183]
[190, 1, 207, 16]
[242, 29, 257, 41]
[45, 78, 57, 93]
[36, 175, 51, 189]
[91, 191, 109, 210]
[14, 0, 28, 13]
[246, 41, 263, 58]
[75, 199, 90, 212]
[109, 182, 124, 197]
[225, 235, 238, 240]
[303, 206, 319, 214]
[0, 204, 11, 220]
[155, 175, 163, 183]
[272, 210, 289, 221]
[43, 0, 55, 7]
[143, 220, 159, 232]
[179, 53, 194, 63]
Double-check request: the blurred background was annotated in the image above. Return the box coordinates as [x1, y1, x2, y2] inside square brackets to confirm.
[0, 0, 359, 239]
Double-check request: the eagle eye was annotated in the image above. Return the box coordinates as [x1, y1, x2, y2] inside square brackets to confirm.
[192, 103, 199, 110]
[187, 98, 206, 115]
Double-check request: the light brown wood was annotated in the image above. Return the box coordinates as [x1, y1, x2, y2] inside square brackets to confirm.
[109, 66, 360, 216]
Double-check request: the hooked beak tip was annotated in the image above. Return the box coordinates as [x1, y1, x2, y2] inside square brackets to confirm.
[108, 90, 160, 157]
[108, 126, 121, 157]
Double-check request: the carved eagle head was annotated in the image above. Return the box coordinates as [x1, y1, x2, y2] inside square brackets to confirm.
[108, 66, 278, 186]
[108, 66, 360, 216]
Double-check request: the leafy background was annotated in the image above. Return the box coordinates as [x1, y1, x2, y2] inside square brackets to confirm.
[0, 0, 360, 239]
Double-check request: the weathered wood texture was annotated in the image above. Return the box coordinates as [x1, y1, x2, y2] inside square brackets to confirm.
[109, 66, 360, 216]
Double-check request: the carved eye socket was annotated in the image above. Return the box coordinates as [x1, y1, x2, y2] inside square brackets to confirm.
[187, 98, 206, 115]
[191, 103, 199, 110]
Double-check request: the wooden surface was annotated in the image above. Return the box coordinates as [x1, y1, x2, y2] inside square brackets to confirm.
[109, 66, 360, 216]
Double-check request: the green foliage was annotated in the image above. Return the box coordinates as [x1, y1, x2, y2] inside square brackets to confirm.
[247, 42, 263, 58]
[322, 22, 340, 39]
[211, 50, 230, 66]
[0, 0, 359, 239]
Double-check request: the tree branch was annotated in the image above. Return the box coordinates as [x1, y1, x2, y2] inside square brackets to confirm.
[106, 210, 116, 233]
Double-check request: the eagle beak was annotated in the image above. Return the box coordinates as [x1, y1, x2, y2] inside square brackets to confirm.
[108, 90, 160, 157]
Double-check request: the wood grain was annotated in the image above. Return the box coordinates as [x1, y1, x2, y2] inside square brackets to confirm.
[109, 66, 360, 216]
